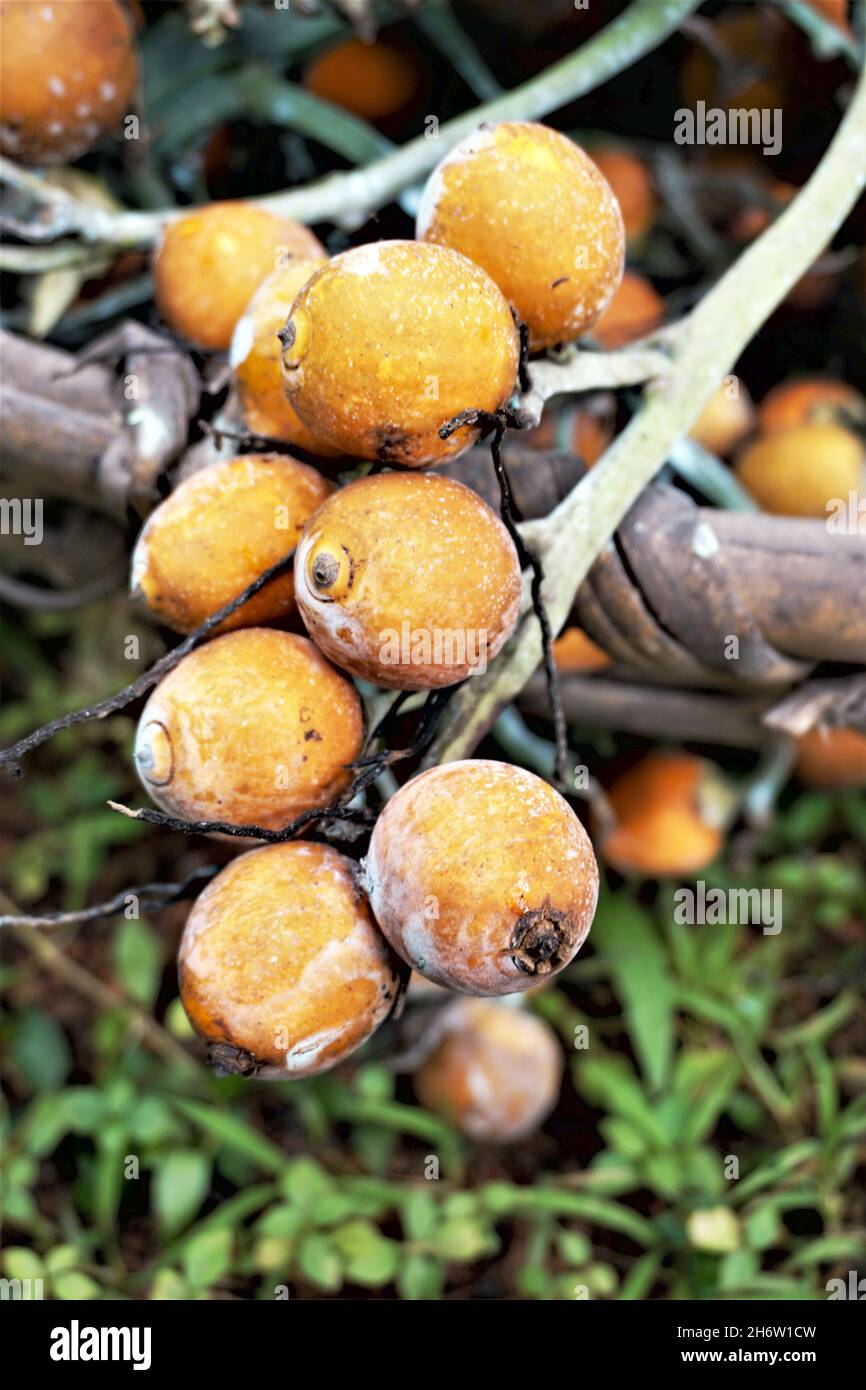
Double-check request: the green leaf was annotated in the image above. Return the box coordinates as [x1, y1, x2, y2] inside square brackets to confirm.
[577, 1054, 670, 1148]
[3, 1247, 44, 1282]
[332, 1220, 400, 1287]
[113, 917, 162, 1007]
[397, 1252, 443, 1301]
[153, 1150, 211, 1237]
[182, 1227, 232, 1290]
[10, 1010, 71, 1091]
[53, 1271, 101, 1300]
[171, 1098, 287, 1173]
[592, 895, 675, 1091]
[297, 1233, 342, 1291]
[745, 1203, 781, 1251]
[557, 1229, 591, 1267]
[402, 1188, 438, 1241]
[433, 1218, 494, 1263]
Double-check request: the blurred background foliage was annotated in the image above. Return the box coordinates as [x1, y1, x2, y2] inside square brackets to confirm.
[2, 0, 866, 1301]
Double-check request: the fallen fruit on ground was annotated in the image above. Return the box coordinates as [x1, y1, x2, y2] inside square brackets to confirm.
[179, 841, 403, 1078]
[363, 760, 599, 995]
[600, 751, 730, 877]
[415, 998, 563, 1141]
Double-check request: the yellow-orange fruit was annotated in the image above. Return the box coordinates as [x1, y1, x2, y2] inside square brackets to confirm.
[690, 381, 755, 457]
[794, 726, 866, 788]
[179, 842, 402, 1078]
[735, 425, 864, 517]
[134, 629, 363, 831]
[231, 258, 336, 453]
[757, 379, 866, 435]
[805, 0, 850, 31]
[525, 401, 615, 466]
[131, 455, 332, 634]
[591, 270, 664, 350]
[600, 752, 728, 877]
[364, 760, 599, 995]
[280, 240, 519, 467]
[154, 202, 325, 351]
[552, 627, 612, 674]
[295, 473, 521, 690]
[415, 998, 562, 1141]
[0, 0, 137, 164]
[303, 37, 420, 121]
[417, 122, 624, 350]
[590, 147, 658, 241]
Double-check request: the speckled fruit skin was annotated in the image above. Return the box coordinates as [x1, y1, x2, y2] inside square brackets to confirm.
[795, 727, 866, 788]
[279, 240, 520, 467]
[689, 382, 755, 457]
[591, 270, 664, 350]
[0, 0, 137, 164]
[590, 147, 658, 242]
[294, 472, 522, 690]
[417, 122, 624, 350]
[134, 629, 363, 831]
[154, 202, 325, 351]
[757, 379, 865, 435]
[363, 760, 599, 995]
[415, 998, 562, 1141]
[601, 752, 725, 877]
[179, 842, 403, 1078]
[735, 425, 865, 517]
[231, 258, 338, 453]
[130, 455, 332, 634]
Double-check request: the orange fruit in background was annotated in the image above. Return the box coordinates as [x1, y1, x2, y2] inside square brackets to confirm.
[600, 752, 729, 878]
[179, 842, 402, 1078]
[130, 454, 332, 634]
[134, 628, 364, 832]
[757, 378, 866, 435]
[417, 121, 625, 350]
[154, 202, 324, 351]
[735, 425, 864, 517]
[0, 0, 138, 164]
[303, 37, 421, 121]
[680, 9, 788, 112]
[415, 999, 563, 1141]
[794, 726, 866, 788]
[552, 627, 612, 674]
[591, 271, 664, 350]
[280, 240, 519, 467]
[231, 258, 338, 454]
[690, 380, 755, 456]
[590, 147, 659, 241]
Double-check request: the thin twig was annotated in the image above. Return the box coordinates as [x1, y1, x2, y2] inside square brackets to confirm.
[0, 549, 295, 772]
[0, 867, 218, 931]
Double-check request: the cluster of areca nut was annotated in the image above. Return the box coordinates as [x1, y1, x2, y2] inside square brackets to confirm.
[131, 121, 627, 1137]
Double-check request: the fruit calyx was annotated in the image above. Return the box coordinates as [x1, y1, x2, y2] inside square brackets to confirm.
[509, 898, 577, 977]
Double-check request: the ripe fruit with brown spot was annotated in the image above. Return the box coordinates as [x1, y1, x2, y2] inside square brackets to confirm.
[600, 752, 730, 877]
[303, 36, 421, 121]
[154, 202, 324, 351]
[231, 259, 336, 453]
[0, 0, 137, 165]
[591, 270, 664, 350]
[757, 379, 865, 435]
[134, 629, 363, 831]
[690, 381, 755, 457]
[414, 998, 562, 1141]
[734, 425, 865, 517]
[363, 760, 599, 995]
[179, 842, 403, 1078]
[131, 455, 332, 634]
[279, 240, 519, 467]
[417, 121, 624, 349]
[294, 472, 522, 690]
[590, 147, 658, 242]
[552, 627, 612, 674]
[795, 727, 866, 788]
